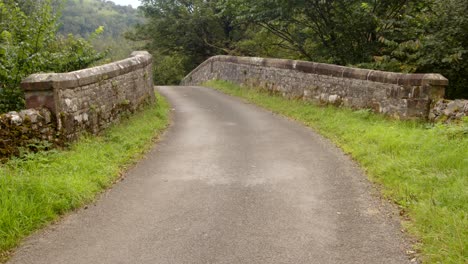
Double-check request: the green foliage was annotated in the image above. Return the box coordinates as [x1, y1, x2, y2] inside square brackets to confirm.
[0, 0, 106, 113]
[219, 0, 423, 64]
[58, 0, 143, 62]
[0, 93, 169, 261]
[360, 0, 468, 99]
[91, 35, 142, 62]
[45, 28, 108, 73]
[418, 0, 468, 99]
[152, 53, 190, 85]
[0, 0, 57, 112]
[205, 80, 468, 263]
[136, 0, 467, 97]
[59, 0, 142, 38]
[231, 27, 304, 59]
[136, 0, 248, 84]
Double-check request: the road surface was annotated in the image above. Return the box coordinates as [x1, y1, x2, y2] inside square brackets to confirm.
[9, 86, 411, 263]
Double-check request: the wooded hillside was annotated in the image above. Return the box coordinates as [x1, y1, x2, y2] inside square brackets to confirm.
[58, 0, 143, 61]
[59, 0, 141, 38]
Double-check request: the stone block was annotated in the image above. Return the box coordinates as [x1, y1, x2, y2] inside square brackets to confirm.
[25, 90, 56, 113]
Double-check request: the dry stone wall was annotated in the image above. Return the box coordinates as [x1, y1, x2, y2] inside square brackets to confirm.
[21, 51, 155, 139]
[430, 99, 468, 122]
[182, 56, 448, 120]
[1, 51, 154, 160]
[0, 108, 57, 161]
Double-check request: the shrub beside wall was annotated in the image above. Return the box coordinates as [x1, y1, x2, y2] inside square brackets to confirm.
[0, 108, 59, 161]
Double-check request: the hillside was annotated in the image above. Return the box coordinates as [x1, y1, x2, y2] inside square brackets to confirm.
[58, 0, 142, 38]
[58, 0, 144, 61]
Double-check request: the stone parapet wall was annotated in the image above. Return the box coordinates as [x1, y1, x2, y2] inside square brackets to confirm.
[0, 51, 154, 161]
[21, 51, 155, 139]
[182, 55, 448, 119]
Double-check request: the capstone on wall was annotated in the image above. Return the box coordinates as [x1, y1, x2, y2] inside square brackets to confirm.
[21, 51, 155, 139]
[182, 56, 448, 120]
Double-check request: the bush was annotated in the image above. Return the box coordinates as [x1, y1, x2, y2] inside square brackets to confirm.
[0, 0, 106, 113]
[153, 53, 190, 85]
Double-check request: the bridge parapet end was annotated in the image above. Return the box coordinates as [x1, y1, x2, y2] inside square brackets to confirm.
[21, 51, 155, 139]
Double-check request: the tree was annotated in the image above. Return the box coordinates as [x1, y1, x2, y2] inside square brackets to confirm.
[134, 0, 468, 97]
[221, 0, 428, 65]
[136, 0, 246, 84]
[0, 0, 106, 113]
[417, 0, 468, 99]
[58, 0, 141, 39]
[361, 0, 468, 98]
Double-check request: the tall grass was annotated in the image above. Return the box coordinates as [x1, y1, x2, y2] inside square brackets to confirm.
[0, 92, 169, 261]
[204, 80, 467, 263]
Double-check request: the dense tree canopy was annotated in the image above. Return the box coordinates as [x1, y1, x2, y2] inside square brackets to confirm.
[134, 0, 246, 84]
[137, 0, 467, 98]
[221, 0, 423, 64]
[59, 0, 141, 38]
[58, 0, 144, 61]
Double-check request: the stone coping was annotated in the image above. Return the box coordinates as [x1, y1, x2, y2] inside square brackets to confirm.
[21, 51, 152, 91]
[184, 55, 448, 87]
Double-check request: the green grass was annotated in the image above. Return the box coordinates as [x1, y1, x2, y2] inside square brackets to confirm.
[0, 92, 170, 261]
[204, 80, 467, 263]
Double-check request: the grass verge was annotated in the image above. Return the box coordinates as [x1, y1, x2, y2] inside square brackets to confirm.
[204, 80, 467, 263]
[0, 92, 170, 261]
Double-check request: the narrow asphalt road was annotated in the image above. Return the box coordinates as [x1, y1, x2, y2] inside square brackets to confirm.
[9, 86, 411, 264]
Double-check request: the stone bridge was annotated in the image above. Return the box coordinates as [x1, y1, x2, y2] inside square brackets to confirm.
[2, 52, 467, 160]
